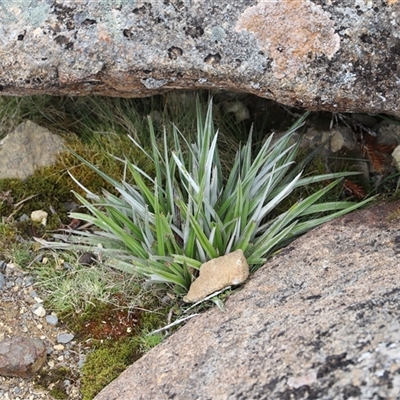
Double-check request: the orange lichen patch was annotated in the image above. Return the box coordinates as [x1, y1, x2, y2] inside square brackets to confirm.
[235, 0, 340, 79]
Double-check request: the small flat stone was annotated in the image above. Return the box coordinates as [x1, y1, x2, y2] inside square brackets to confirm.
[54, 344, 65, 351]
[0, 336, 47, 378]
[24, 275, 33, 286]
[46, 315, 58, 326]
[57, 333, 74, 344]
[184, 249, 249, 303]
[32, 305, 46, 318]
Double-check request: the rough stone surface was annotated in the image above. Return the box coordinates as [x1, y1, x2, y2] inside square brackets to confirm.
[32, 305, 46, 318]
[0, 1, 400, 116]
[0, 336, 47, 378]
[94, 200, 400, 400]
[0, 120, 64, 179]
[0, 273, 5, 291]
[392, 145, 400, 170]
[184, 249, 249, 303]
[30, 210, 48, 226]
[45, 314, 58, 326]
[57, 333, 74, 344]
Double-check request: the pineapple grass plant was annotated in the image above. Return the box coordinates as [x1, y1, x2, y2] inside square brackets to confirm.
[44, 99, 373, 295]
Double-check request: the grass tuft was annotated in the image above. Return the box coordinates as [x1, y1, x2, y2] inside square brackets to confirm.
[41, 98, 374, 295]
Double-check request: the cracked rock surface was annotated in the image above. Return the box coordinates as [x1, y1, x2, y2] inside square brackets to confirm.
[94, 200, 400, 400]
[0, 1, 400, 116]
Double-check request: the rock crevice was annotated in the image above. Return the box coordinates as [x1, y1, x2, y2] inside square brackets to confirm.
[0, 1, 399, 116]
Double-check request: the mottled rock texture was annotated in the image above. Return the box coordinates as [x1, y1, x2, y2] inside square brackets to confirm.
[1, 1, 400, 116]
[0, 336, 47, 378]
[95, 200, 400, 400]
[0, 120, 64, 179]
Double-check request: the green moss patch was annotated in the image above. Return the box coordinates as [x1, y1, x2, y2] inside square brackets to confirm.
[36, 366, 77, 400]
[81, 338, 141, 400]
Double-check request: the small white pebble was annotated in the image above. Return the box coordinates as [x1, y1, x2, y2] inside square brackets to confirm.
[34, 297, 44, 303]
[36, 324, 43, 329]
[48, 360, 55, 368]
[57, 355, 64, 361]
[54, 344, 65, 351]
[33, 306, 46, 317]
[31, 210, 48, 226]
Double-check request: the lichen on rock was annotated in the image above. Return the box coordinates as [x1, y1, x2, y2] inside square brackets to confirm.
[235, 0, 340, 79]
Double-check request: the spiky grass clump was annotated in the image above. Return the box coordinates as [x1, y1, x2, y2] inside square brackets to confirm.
[43, 100, 373, 295]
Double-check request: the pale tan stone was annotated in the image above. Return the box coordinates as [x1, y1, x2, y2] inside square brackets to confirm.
[392, 144, 400, 171]
[30, 210, 48, 226]
[183, 249, 249, 303]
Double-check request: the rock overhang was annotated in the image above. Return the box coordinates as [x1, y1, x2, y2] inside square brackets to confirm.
[0, 0, 399, 117]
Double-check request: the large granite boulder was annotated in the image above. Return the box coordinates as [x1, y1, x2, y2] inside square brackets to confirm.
[94, 200, 400, 399]
[0, 1, 400, 116]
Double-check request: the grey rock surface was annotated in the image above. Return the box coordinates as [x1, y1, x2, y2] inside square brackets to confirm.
[94, 200, 400, 400]
[0, 1, 400, 116]
[0, 273, 5, 291]
[0, 120, 64, 179]
[57, 333, 74, 344]
[0, 336, 47, 378]
[45, 314, 58, 326]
